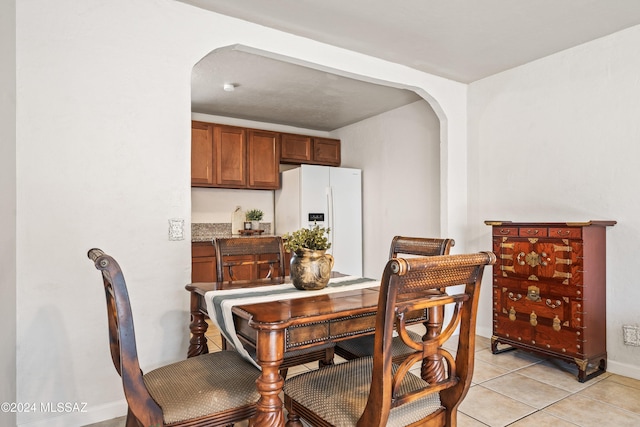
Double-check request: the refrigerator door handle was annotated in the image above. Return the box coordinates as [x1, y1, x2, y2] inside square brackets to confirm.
[326, 186, 334, 250]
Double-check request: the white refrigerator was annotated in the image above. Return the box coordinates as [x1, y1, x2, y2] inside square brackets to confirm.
[275, 165, 363, 277]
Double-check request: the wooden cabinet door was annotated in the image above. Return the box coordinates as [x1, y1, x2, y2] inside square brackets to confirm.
[313, 137, 341, 166]
[192, 242, 216, 281]
[191, 121, 214, 186]
[247, 130, 280, 189]
[214, 125, 246, 187]
[281, 133, 312, 163]
[192, 256, 216, 282]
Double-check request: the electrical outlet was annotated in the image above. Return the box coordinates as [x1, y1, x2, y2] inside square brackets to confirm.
[168, 218, 185, 241]
[622, 325, 640, 346]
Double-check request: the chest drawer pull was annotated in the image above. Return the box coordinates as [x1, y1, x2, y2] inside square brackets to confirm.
[553, 316, 562, 331]
[530, 311, 538, 327]
[527, 285, 541, 302]
[546, 299, 562, 309]
[508, 292, 522, 301]
[508, 307, 516, 321]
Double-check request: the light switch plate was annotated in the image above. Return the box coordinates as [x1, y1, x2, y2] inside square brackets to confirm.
[168, 218, 185, 241]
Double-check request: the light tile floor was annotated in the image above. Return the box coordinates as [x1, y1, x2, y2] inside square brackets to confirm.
[86, 323, 640, 427]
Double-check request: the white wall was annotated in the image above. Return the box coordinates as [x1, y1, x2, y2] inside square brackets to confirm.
[468, 25, 640, 379]
[335, 100, 441, 279]
[14, 1, 466, 425]
[0, 1, 17, 426]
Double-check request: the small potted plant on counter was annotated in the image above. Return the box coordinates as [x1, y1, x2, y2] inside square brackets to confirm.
[245, 209, 264, 230]
[283, 225, 334, 290]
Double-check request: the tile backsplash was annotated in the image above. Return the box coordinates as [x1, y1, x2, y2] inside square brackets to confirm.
[191, 222, 272, 242]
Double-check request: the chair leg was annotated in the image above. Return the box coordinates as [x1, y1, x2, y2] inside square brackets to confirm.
[319, 347, 335, 368]
[221, 336, 230, 350]
[280, 368, 289, 379]
[286, 412, 303, 427]
[125, 408, 143, 427]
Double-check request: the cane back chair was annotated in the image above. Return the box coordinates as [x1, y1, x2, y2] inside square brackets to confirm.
[335, 237, 455, 364]
[88, 248, 260, 427]
[284, 252, 495, 427]
[212, 236, 335, 374]
[213, 236, 286, 282]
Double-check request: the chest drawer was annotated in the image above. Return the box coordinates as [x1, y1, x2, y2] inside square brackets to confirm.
[493, 283, 582, 329]
[494, 316, 582, 357]
[492, 227, 518, 237]
[518, 227, 548, 237]
[492, 237, 583, 285]
[549, 227, 581, 239]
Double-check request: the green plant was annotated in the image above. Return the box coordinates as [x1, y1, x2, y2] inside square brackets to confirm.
[245, 209, 264, 221]
[283, 225, 331, 253]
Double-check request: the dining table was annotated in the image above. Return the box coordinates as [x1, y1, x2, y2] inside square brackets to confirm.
[185, 275, 432, 427]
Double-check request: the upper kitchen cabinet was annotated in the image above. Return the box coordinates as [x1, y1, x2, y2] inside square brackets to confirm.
[191, 121, 215, 186]
[247, 129, 280, 189]
[191, 121, 280, 190]
[214, 124, 247, 188]
[281, 133, 341, 166]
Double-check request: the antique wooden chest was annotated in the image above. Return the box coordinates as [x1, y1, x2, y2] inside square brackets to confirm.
[485, 220, 615, 382]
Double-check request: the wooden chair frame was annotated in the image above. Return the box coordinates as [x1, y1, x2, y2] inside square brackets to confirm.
[88, 248, 258, 427]
[213, 236, 286, 282]
[335, 236, 455, 364]
[285, 252, 496, 427]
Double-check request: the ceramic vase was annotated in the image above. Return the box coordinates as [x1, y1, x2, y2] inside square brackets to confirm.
[290, 248, 334, 290]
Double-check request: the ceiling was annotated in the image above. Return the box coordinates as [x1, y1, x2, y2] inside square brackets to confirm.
[182, 0, 640, 131]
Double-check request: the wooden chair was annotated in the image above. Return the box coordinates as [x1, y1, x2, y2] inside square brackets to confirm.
[213, 236, 335, 374]
[88, 248, 260, 427]
[335, 236, 455, 364]
[284, 252, 496, 427]
[213, 236, 286, 282]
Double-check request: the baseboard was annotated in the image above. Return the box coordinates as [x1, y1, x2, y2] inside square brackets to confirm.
[476, 326, 640, 381]
[17, 400, 126, 427]
[607, 359, 640, 381]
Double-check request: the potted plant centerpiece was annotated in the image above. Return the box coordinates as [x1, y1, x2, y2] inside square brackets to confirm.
[245, 209, 264, 230]
[283, 225, 334, 290]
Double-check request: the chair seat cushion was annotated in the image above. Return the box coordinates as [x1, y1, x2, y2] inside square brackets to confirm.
[284, 356, 441, 426]
[337, 329, 423, 359]
[143, 351, 260, 424]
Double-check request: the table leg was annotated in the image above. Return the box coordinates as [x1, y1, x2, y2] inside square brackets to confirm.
[250, 329, 285, 427]
[187, 292, 209, 358]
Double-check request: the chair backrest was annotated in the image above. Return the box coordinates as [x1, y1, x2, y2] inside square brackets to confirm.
[213, 236, 286, 282]
[87, 248, 164, 427]
[359, 252, 496, 427]
[389, 236, 455, 259]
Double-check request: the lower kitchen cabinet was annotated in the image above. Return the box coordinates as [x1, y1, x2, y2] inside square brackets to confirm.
[486, 220, 615, 382]
[191, 242, 291, 282]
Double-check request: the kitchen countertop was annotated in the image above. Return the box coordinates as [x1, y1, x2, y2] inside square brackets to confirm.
[192, 222, 274, 243]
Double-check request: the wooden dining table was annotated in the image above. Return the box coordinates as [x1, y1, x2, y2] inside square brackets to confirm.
[185, 277, 430, 427]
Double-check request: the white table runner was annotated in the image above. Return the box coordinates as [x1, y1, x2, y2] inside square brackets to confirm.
[204, 276, 378, 368]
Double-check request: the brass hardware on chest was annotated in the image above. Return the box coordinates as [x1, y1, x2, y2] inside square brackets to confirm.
[546, 299, 562, 308]
[553, 316, 562, 331]
[517, 250, 549, 268]
[508, 307, 516, 321]
[527, 285, 541, 302]
[553, 270, 572, 279]
[530, 311, 538, 327]
[553, 244, 572, 253]
[508, 292, 522, 301]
